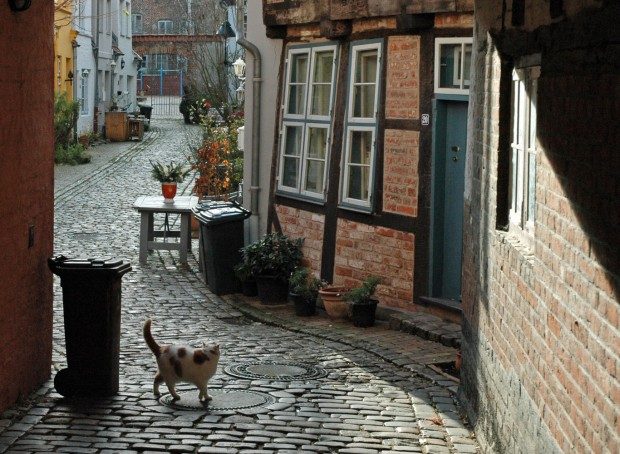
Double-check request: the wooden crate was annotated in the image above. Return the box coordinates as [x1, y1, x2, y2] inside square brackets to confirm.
[128, 118, 144, 141]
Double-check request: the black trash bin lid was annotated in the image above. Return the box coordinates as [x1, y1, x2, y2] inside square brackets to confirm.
[192, 201, 250, 225]
[48, 256, 132, 275]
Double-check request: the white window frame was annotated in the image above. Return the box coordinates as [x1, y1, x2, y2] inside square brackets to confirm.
[132, 13, 142, 34]
[300, 123, 330, 198]
[341, 125, 377, 208]
[282, 48, 311, 121]
[509, 65, 540, 235]
[278, 121, 306, 192]
[277, 43, 338, 200]
[434, 37, 473, 95]
[157, 20, 174, 35]
[80, 73, 89, 115]
[340, 40, 382, 211]
[347, 42, 382, 125]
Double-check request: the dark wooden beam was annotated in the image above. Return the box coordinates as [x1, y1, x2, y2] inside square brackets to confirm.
[396, 14, 435, 32]
[320, 18, 352, 39]
[266, 25, 287, 40]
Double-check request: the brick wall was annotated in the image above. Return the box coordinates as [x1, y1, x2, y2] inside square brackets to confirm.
[275, 205, 324, 275]
[383, 129, 419, 217]
[460, 2, 619, 453]
[0, 1, 54, 413]
[132, 0, 220, 35]
[334, 220, 414, 308]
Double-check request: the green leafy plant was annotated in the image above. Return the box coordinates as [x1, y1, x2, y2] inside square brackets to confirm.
[234, 261, 253, 283]
[55, 142, 91, 166]
[54, 92, 79, 150]
[289, 267, 323, 302]
[239, 233, 304, 282]
[150, 160, 190, 183]
[344, 276, 381, 304]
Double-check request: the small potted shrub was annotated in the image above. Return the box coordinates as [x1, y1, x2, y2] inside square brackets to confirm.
[234, 261, 257, 297]
[288, 268, 322, 316]
[345, 276, 381, 327]
[239, 233, 303, 305]
[150, 160, 190, 203]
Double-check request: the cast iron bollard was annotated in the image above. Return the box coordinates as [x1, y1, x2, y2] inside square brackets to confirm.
[48, 256, 131, 397]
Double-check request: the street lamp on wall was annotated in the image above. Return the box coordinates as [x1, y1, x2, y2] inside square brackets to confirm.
[8, 0, 31, 11]
[232, 58, 246, 79]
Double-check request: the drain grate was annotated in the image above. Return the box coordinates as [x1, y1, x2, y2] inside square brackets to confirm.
[159, 389, 274, 410]
[224, 361, 327, 381]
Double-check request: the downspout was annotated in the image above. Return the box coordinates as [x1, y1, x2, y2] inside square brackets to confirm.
[236, 36, 261, 242]
[93, 0, 100, 133]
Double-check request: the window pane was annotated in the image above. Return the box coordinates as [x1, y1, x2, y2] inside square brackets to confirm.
[350, 130, 372, 164]
[347, 165, 370, 201]
[288, 85, 306, 115]
[282, 157, 300, 188]
[355, 50, 377, 84]
[304, 160, 324, 194]
[284, 126, 303, 156]
[527, 152, 536, 222]
[438, 43, 461, 89]
[313, 51, 333, 83]
[353, 85, 376, 118]
[307, 127, 327, 159]
[311, 85, 331, 116]
[462, 44, 472, 88]
[290, 54, 308, 83]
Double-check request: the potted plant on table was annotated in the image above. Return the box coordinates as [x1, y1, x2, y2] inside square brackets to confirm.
[345, 276, 381, 327]
[288, 267, 323, 316]
[239, 233, 303, 305]
[150, 160, 190, 203]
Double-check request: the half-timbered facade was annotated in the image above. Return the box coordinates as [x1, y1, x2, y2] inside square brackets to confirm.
[251, 0, 474, 310]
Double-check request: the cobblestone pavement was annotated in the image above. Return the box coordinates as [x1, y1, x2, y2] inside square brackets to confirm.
[0, 120, 479, 453]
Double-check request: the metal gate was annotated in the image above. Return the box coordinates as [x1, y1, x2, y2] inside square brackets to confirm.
[138, 69, 185, 119]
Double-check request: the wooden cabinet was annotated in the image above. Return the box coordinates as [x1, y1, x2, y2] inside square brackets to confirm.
[105, 112, 128, 141]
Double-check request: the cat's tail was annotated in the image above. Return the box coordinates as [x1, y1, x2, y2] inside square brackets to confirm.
[143, 319, 161, 358]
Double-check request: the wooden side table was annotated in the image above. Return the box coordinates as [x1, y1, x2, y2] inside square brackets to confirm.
[133, 196, 198, 264]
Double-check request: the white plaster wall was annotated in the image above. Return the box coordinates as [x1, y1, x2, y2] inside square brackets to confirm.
[243, 0, 283, 242]
[75, 0, 96, 135]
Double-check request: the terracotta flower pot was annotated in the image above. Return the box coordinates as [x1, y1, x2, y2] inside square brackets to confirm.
[319, 286, 350, 320]
[162, 182, 177, 203]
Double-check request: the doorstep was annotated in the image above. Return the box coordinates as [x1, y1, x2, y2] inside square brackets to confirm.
[377, 305, 462, 348]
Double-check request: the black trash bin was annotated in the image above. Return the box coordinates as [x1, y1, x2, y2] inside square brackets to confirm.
[48, 256, 131, 397]
[192, 201, 250, 295]
[138, 104, 152, 121]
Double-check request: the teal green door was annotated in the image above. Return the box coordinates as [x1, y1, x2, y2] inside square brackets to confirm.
[432, 101, 468, 301]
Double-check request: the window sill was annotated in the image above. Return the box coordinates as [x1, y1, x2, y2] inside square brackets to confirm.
[338, 201, 373, 215]
[497, 229, 535, 262]
[275, 191, 326, 206]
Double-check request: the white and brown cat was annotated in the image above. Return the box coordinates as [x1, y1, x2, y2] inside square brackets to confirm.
[143, 319, 220, 401]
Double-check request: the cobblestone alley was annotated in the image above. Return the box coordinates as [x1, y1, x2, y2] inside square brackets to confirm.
[0, 120, 479, 454]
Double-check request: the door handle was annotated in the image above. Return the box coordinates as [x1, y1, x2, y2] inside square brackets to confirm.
[451, 146, 460, 152]
[452, 156, 458, 162]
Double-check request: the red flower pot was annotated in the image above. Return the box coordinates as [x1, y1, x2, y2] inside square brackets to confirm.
[162, 182, 177, 203]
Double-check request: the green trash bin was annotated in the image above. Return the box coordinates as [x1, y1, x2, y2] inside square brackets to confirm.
[192, 201, 250, 295]
[48, 256, 131, 397]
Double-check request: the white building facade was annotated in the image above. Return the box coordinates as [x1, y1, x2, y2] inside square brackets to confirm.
[74, 0, 139, 135]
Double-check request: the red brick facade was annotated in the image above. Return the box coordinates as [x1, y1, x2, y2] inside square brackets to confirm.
[275, 205, 324, 275]
[0, 1, 55, 413]
[382, 129, 419, 217]
[333, 220, 414, 308]
[460, 2, 619, 452]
